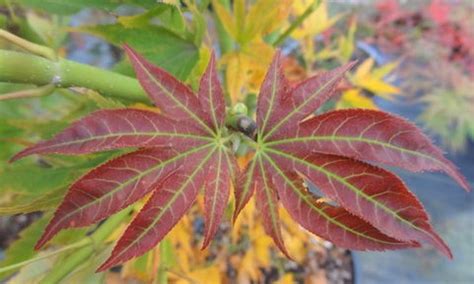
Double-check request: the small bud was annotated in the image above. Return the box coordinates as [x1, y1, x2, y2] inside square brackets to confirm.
[232, 103, 248, 116]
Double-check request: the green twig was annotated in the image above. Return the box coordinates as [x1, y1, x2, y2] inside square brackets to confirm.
[272, 0, 322, 47]
[0, 29, 56, 60]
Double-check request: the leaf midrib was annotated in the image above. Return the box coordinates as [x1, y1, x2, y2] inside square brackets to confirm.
[109, 146, 218, 262]
[264, 147, 432, 240]
[258, 155, 282, 245]
[36, 132, 213, 151]
[266, 135, 441, 165]
[261, 151, 405, 245]
[259, 58, 278, 134]
[131, 52, 215, 136]
[49, 143, 213, 232]
[262, 68, 345, 141]
[207, 149, 223, 237]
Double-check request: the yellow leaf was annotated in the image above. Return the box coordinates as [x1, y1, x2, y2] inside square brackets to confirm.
[188, 46, 212, 90]
[354, 58, 375, 79]
[221, 41, 274, 102]
[175, 266, 221, 284]
[212, 0, 237, 39]
[243, 0, 293, 42]
[232, 198, 256, 242]
[280, 207, 308, 262]
[121, 250, 157, 282]
[234, 0, 246, 42]
[371, 61, 399, 79]
[276, 273, 295, 284]
[338, 17, 357, 62]
[357, 78, 400, 98]
[237, 250, 261, 283]
[351, 58, 400, 98]
[252, 225, 273, 267]
[336, 89, 377, 109]
[291, 0, 343, 39]
[168, 216, 193, 272]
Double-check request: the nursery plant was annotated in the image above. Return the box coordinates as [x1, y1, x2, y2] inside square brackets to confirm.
[0, 0, 471, 283]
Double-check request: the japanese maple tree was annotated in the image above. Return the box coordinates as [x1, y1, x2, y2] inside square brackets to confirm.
[12, 46, 470, 271]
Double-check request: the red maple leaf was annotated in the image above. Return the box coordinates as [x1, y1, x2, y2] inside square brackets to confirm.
[12, 47, 470, 271]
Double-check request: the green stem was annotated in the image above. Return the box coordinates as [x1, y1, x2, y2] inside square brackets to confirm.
[38, 208, 132, 284]
[0, 49, 149, 103]
[272, 0, 322, 47]
[156, 239, 172, 284]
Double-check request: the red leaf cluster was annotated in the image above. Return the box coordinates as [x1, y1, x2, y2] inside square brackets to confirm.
[13, 46, 470, 271]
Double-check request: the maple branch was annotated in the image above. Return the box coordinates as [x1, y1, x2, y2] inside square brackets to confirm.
[0, 29, 56, 60]
[0, 49, 149, 103]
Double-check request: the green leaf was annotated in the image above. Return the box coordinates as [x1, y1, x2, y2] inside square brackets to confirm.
[0, 154, 112, 215]
[16, 0, 157, 15]
[77, 24, 199, 80]
[118, 3, 186, 36]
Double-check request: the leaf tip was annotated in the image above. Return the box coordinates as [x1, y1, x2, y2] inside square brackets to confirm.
[96, 253, 122, 272]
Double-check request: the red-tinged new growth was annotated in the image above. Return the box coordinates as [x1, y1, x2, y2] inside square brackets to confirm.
[13, 45, 235, 271]
[234, 50, 469, 259]
[12, 46, 470, 271]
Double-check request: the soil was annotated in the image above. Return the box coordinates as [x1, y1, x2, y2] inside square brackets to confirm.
[0, 213, 41, 250]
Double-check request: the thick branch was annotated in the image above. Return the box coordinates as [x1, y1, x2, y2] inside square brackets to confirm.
[0, 49, 149, 103]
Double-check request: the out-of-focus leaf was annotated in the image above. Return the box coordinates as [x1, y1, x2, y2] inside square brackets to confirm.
[338, 17, 357, 62]
[121, 250, 157, 282]
[25, 12, 68, 49]
[211, 0, 237, 39]
[175, 266, 221, 284]
[221, 40, 274, 102]
[118, 3, 186, 36]
[76, 24, 199, 80]
[350, 58, 400, 99]
[16, 0, 157, 15]
[242, 0, 291, 43]
[291, 0, 343, 39]
[336, 89, 376, 110]
[0, 187, 64, 215]
[276, 273, 295, 284]
[6, 251, 56, 284]
[0, 154, 112, 215]
[419, 75, 474, 152]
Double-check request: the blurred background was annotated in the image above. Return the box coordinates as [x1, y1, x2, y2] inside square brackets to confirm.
[0, 0, 473, 283]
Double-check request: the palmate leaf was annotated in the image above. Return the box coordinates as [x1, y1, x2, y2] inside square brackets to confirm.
[13, 46, 235, 271]
[11, 47, 470, 271]
[235, 51, 470, 258]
